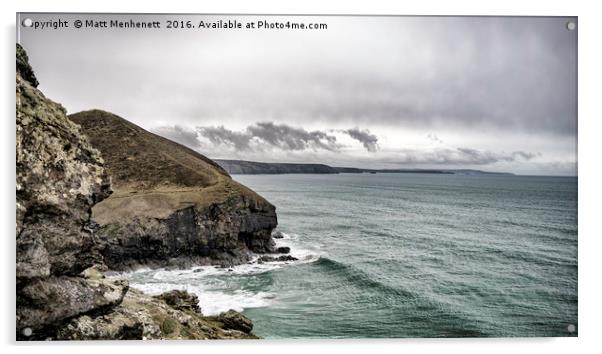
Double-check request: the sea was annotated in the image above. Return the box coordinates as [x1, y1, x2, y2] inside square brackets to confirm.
[117, 173, 578, 338]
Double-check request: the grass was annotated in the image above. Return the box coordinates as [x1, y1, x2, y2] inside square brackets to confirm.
[67, 109, 270, 225]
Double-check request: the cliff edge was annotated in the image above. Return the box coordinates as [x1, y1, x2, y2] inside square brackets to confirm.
[16, 44, 260, 340]
[68, 110, 278, 270]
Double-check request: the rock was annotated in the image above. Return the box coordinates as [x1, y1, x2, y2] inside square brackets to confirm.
[57, 289, 259, 340]
[217, 310, 253, 334]
[272, 231, 285, 239]
[16, 43, 38, 87]
[153, 290, 200, 313]
[81, 265, 106, 280]
[16, 44, 115, 338]
[276, 246, 290, 254]
[17, 277, 128, 338]
[257, 255, 298, 263]
[15, 44, 264, 341]
[68, 110, 278, 270]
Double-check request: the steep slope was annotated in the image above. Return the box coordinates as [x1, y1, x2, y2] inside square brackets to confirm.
[68, 110, 278, 269]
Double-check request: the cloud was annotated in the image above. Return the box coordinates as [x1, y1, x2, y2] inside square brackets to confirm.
[197, 126, 253, 151]
[196, 122, 341, 152]
[151, 125, 200, 148]
[24, 16, 576, 137]
[152, 123, 538, 168]
[343, 127, 379, 152]
[387, 147, 538, 165]
[152, 122, 345, 152]
[21, 15, 576, 174]
[427, 133, 443, 144]
[246, 122, 341, 151]
[153, 122, 386, 153]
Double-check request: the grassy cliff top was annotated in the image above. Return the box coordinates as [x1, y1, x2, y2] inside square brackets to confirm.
[68, 110, 271, 224]
[69, 109, 229, 191]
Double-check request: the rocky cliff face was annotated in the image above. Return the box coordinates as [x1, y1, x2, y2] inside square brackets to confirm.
[16, 43, 120, 338]
[68, 110, 278, 270]
[16, 44, 260, 340]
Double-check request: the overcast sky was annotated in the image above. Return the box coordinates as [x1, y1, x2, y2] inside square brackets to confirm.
[19, 14, 577, 175]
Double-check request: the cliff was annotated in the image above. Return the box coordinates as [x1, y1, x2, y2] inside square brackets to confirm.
[16, 44, 260, 340]
[216, 159, 338, 175]
[68, 110, 278, 270]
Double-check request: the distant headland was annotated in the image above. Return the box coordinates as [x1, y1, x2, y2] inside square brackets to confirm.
[214, 159, 514, 176]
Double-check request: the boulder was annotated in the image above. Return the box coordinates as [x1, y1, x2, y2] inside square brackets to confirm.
[257, 255, 299, 263]
[17, 277, 128, 338]
[276, 246, 291, 254]
[153, 290, 201, 313]
[217, 310, 253, 334]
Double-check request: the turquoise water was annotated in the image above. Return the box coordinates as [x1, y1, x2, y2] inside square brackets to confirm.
[122, 173, 578, 338]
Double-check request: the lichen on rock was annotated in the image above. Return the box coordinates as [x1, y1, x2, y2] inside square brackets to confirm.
[17, 43, 115, 337]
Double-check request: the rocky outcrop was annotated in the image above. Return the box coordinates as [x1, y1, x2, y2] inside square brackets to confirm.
[153, 290, 201, 313]
[257, 255, 299, 263]
[68, 110, 278, 270]
[16, 44, 260, 340]
[16, 43, 38, 88]
[57, 289, 258, 340]
[276, 246, 291, 254]
[17, 43, 115, 337]
[97, 193, 277, 270]
[18, 276, 129, 336]
[217, 310, 254, 334]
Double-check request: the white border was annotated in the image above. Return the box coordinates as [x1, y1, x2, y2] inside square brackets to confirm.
[3, 1, 601, 353]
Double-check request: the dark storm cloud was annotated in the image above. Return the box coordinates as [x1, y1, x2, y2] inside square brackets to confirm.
[175, 17, 576, 135]
[153, 123, 385, 153]
[172, 122, 343, 152]
[246, 122, 340, 151]
[197, 126, 253, 151]
[20, 15, 577, 136]
[343, 127, 379, 152]
[19, 15, 576, 174]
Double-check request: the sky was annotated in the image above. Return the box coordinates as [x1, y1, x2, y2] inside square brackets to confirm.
[19, 14, 577, 175]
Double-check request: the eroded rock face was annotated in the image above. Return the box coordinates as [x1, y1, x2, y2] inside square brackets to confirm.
[57, 289, 259, 340]
[67, 109, 278, 270]
[16, 43, 114, 337]
[16, 68, 112, 277]
[99, 196, 277, 270]
[17, 277, 129, 337]
[16, 43, 38, 87]
[16, 44, 261, 340]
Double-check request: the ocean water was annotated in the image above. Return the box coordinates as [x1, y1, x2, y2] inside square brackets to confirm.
[118, 173, 578, 338]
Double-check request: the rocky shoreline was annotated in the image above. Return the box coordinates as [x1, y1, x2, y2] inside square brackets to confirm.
[16, 44, 283, 340]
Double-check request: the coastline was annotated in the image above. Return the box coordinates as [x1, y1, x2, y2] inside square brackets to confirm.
[16, 44, 280, 340]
